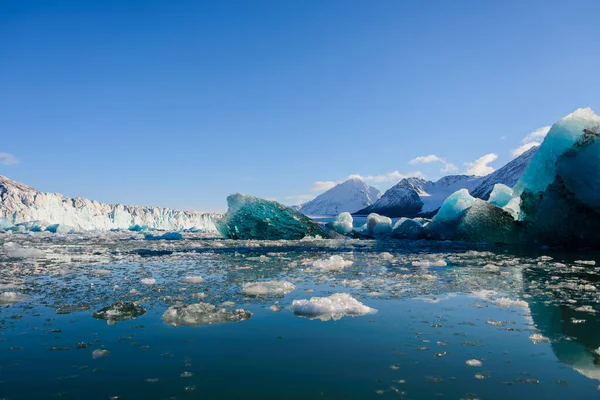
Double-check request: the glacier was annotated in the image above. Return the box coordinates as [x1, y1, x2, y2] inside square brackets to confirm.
[217, 193, 330, 240]
[0, 175, 220, 232]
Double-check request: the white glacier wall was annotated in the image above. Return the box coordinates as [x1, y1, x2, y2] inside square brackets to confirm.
[0, 175, 220, 232]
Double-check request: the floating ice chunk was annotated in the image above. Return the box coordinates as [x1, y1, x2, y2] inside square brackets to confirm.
[529, 333, 550, 344]
[7, 247, 45, 259]
[92, 302, 146, 324]
[392, 218, 424, 239]
[327, 212, 353, 235]
[412, 259, 447, 267]
[488, 184, 514, 208]
[141, 278, 156, 285]
[575, 260, 596, 266]
[162, 303, 252, 326]
[482, 264, 500, 273]
[0, 292, 25, 304]
[144, 232, 183, 241]
[433, 189, 476, 223]
[310, 255, 352, 272]
[341, 279, 363, 289]
[92, 349, 109, 359]
[0, 218, 15, 231]
[495, 297, 528, 309]
[270, 303, 283, 312]
[46, 224, 75, 234]
[90, 269, 111, 276]
[217, 194, 329, 240]
[366, 213, 392, 236]
[465, 359, 483, 367]
[182, 276, 204, 284]
[291, 293, 377, 321]
[242, 281, 296, 297]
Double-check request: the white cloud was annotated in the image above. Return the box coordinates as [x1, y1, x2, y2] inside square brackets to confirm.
[410, 155, 444, 164]
[0, 153, 19, 166]
[285, 194, 314, 205]
[465, 153, 498, 176]
[410, 154, 458, 174]
[511, 126, 550, 157]
[309, 181, 337, 192]
[511, 142, 539, 158]
[348, 170, 425, 184]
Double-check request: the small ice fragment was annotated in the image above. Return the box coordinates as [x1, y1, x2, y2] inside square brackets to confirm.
[0, 292, 24, 304]
[92, 349, 109, 359]
[7, 247, 45, 259]
[465, 359, 482, 367]
[162, 303, 252, 326]
[270, 303, 283, 312]
[412, 259, 447, 267]
[182, 276, 204, 284]
[495, 298, 528, 309]
[529, 333, 550, 344]
[242, 281, 296, 297]
[291, 293, 377, 321]
[575, 260, 596, 265]
[141, 278, 156, 285]
[310, 255, 352, 272]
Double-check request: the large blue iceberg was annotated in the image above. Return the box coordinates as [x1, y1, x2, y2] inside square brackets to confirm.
[217, 194, 330, 240]
[418, 108, 600, 247]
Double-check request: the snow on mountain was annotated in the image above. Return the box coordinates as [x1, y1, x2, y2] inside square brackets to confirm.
[358, 147, 538, 218]
[470, 145, 538, 199]
[299, 178, 381, 216]
[0, 175, 220, 232]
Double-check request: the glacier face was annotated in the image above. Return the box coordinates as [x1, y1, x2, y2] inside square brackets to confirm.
[0, 175, 220, 232]
[359, 148, 537, 218]
[299, 178, 381, 216]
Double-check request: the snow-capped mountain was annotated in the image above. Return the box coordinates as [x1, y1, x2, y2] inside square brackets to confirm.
[299, 178, 381, 216]
[0, 175, 220, 231]
[470, 145, 537, 199]
[358, 146, 538, 217]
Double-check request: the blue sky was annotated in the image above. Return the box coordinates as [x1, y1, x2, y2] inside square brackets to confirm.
[1, 0, 599, 212]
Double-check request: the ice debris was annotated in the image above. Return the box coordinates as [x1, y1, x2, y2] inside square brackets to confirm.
[92, 302, 146, 324]
[217, 194, 330, 240]
[162, 303, 252, 326]
[0, 292, 25, 304]
[291, 293, 377, 321]
[242, 281, 296, 297]
[7, 247, 45, 259]
[182, 276, 204, 284]
[144, 232, 183, 241]
[309, 255, 353, 272]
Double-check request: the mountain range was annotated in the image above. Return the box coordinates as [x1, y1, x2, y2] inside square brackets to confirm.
[299, 146, 537, 217]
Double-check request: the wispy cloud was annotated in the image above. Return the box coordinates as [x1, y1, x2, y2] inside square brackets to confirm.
[309, 181, 337, 192]
[465, 153, 498, 176]
[511, 126, 550, 157]
[347, 170, 424, 184]
[285, 194, 315, 205]
[0, 153, 19, 166]
[409, 154, 457, 173]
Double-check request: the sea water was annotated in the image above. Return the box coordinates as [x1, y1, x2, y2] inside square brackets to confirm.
[1, 232, 599, 399]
